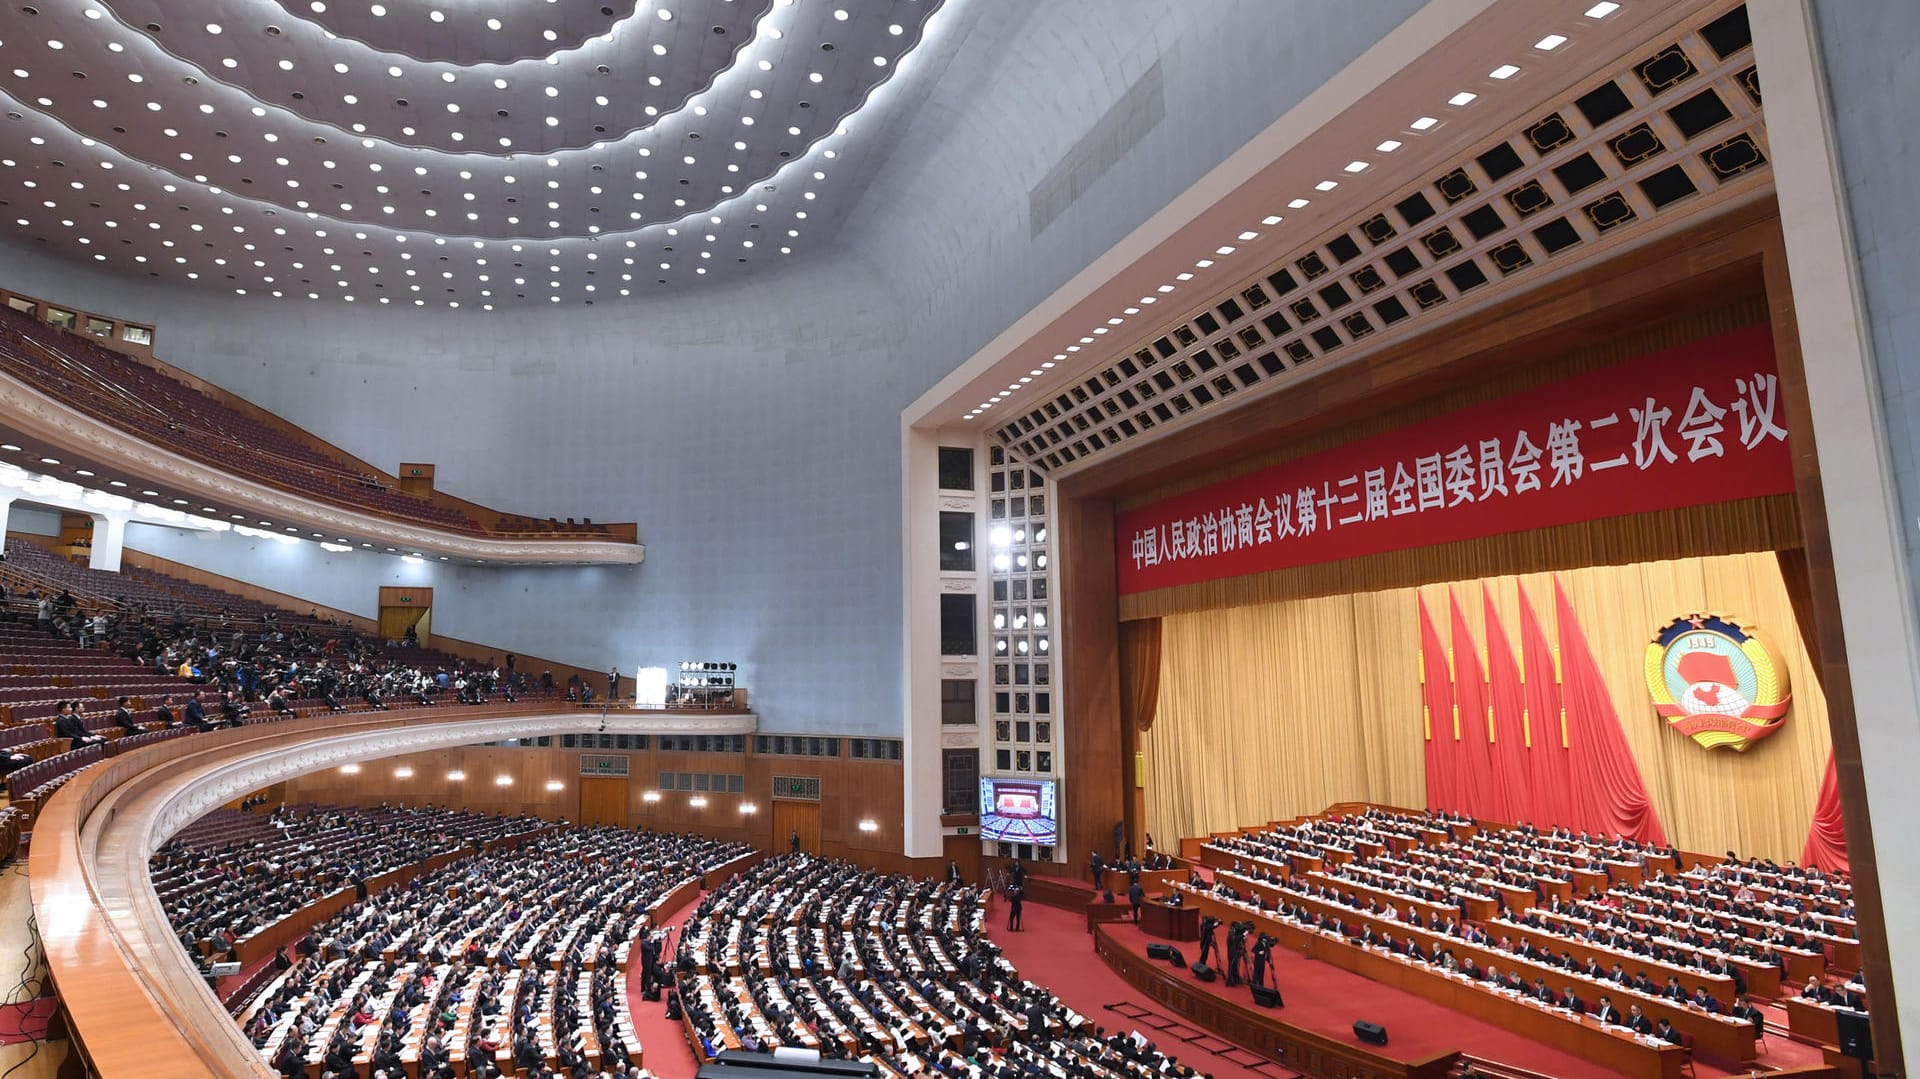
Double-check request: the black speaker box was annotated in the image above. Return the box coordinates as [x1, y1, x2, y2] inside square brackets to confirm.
[1166, 947, 1186, 968]
[1837, 1008, 1873, 1061]
[1146, 943, 1173, 961]
[1190, 963, 1215, 982]
[1251, 986, 1283, 1008]
[1354, 1019, 1387, 1045]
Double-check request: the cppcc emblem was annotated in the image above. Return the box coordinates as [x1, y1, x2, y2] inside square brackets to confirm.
[1645, 613, 1791, 751]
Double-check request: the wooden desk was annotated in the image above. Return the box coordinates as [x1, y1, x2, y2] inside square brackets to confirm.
[1179, 890, 1683, 1079]
[1784, 996, 1843, 1046]
[1141, 899, 1199, 942]
[1196, 885, 1755, 1064]
[1487, 916, 1740, 1007]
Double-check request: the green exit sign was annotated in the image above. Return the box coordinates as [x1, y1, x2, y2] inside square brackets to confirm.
[954, 827, 969, 835]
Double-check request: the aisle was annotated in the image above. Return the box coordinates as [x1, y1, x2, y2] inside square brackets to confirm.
[622, 898, 702, 1077]
[987, 900, 1283, 1079]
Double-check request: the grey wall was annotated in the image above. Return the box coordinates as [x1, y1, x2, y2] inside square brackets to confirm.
[0, 0, 1418, 733]
[7, 505, 62, 537]
[1811, 0, 1920, 650]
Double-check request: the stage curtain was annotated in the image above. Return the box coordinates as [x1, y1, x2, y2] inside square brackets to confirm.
[1119, 619, 1163, 732]
[1447, 589, 1505, 822]
[1419, 594, 1461, 813]
[1802, 750, 1848, 871]
[1147, 551, 1832, 860]
[1482, 583, 1534, 825]
[1145, 591, 1427, 843]
[1775, 547, 1824, 689]
[1518, 585, 1574, 828]
[1553, 578, 1668, 845]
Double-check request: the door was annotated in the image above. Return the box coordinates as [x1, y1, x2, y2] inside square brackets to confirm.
[943, 833, 983, 887]
[578, 776, 628, 828]
[772, 800, 821, 855]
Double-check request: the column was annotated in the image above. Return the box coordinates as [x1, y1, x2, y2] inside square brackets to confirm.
[900, 426, 946, 859]
[88, 511, 129, 572]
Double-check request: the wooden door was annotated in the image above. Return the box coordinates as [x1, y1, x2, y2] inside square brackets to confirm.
[772, 800, 821, 855]
[943, 833, 983, 888]
[578, 776, 628, 828]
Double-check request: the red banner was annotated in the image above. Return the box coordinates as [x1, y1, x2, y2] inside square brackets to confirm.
[1116, 324, 1790, 594]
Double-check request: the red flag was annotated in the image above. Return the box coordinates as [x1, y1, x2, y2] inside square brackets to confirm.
[1518, 584, 1572, 828]
[1418, 593, 1461, 812]
[1449, 588, 1502, 822]
[1802, 750, 1848, 872]
[1554, 578, 1667, 844]
[1482, 583, 1533, 827]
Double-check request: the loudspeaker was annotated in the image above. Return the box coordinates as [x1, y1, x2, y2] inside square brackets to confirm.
[1146, 943, 1173, 961]
[1190, 964, 1216, 982]
[1251, 986, 1283, 1008]
[1837, 1008, 1873, 1061]
[1353, 1020, 1388, 1045]
[1165, 947, 1186, 968]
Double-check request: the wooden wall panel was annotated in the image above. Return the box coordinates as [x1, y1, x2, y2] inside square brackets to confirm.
[1058, 493, 1125, 874]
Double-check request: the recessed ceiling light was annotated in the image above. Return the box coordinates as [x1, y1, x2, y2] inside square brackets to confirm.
[1448, 91, 1478, 106]
[1410, 116, 1439, 130]
[0, 444, 17, 452]
[1584, 2, 1620, 17]
[1215, 245, 1236, 255]
[1261, 215, 1283, 225]
[1376, 139, 1402, 152]
[1490, 64, 1521, 79]
[38, 457, 58, 465]
[1288, 198, 1310, 208]
[1344, 161, 1369, 173]
[1535, 34, 1568, 50]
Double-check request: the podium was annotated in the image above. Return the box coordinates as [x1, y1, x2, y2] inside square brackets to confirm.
[1140, 899, 1199, 942]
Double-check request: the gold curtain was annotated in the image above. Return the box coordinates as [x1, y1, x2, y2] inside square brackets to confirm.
[1119, 619, 1163, 731]
[1146, 551, 1831, 861]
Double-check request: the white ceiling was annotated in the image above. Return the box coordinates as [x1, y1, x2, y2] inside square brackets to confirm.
[0, 0, 947, 308]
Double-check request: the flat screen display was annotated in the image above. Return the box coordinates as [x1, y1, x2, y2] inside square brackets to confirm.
[978, 776, 1057, 846]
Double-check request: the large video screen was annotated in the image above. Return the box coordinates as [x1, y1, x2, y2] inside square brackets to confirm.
[978, 776, 1058, 846]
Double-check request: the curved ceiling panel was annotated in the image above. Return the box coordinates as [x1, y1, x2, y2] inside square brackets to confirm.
[0, 0, 948, 306]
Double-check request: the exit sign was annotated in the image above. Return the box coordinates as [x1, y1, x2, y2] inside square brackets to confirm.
[954, 827, 969, 835]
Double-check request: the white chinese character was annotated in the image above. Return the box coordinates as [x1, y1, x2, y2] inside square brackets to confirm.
[1510, 429, 1544, 493]
[1629, 397, 1677, 469]
[1731, 374, 1788, 450]
[1363, 468, 1390, 521]
[1273, 492, 1296, 540]
[1444, 445, 1476, 506]
[1235, 502, 1255, 548]
[1326, 479, 1356, 527]
[1546, 419, 1585, 486]
[1295, 485, 1318, 537]
[1388, 462, 1418, 515]
[1414, 454, 1445, 511]
[1201, 512, 1220, 557]
[1167, 520, 1184, 560]
[1253, 497, 1275, 543]
[1216, 508, 1237, 553]
[1478, 438, 1508, 499]
[1677, 387, 1727, 462]
[1131, 529, 1150, 569]
[1184, 517, 1204, 559]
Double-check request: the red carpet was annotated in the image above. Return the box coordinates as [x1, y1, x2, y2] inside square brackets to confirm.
[988, 901, 1289, 1079]
[1014, 901, 1826, 1079]
[623, 895, 701, 1077]
[0, 998, 54, 1046]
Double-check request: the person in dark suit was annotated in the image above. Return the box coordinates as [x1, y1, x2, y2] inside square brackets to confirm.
[1652, 1017, 1678, 1043]
[183, 692, 210, 732]
[1560, 986, 1587, 1014]
[1006, 882, 1024, 931]
[1661, 975, 1689, 1003]
[1593, 995, 1622, 1025]
[1730, 994, 1764, 1034]
[1197, 915, 1219, 968]
[788, 829, 800, 855]
[112, 696, 139, 733]
[1626, 1004, 1654, 1035]
[1127, 879, 1144, 922]
[53, 702, 100, 751]
[154, 696, 177, 728]
[1690, 986, 1721, 1014]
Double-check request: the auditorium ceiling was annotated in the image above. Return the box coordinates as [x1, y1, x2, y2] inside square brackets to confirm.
[0, 0, 946, 307]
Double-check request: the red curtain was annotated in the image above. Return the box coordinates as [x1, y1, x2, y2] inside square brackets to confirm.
[1553, 578, 1668, 844]
[1419, 593, 1462, 811]
[1448, 589, 1504, 822]
[1518, 585, 1573, 829]
[1802, 749, 1849, 872]
[1482, 584, 1533, 827]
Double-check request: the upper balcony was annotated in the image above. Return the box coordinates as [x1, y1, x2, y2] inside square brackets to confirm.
[0, 289, 640, 565]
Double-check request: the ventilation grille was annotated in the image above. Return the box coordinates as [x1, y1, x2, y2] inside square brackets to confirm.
[998, 4, 1763, 474]
[772, 775, 822, 801]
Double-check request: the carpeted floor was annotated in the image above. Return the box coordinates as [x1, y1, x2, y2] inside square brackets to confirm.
[622, 897, 702, 1077]
[1028, 899, 1826, 1079]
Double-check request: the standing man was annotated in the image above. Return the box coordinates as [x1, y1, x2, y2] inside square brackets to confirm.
[1127, 878, 1145, 923]
[1197, 916, 1219, 969]
[789, 829, 801, 855]
[608, 666, 621, 701]
[1007, 880, 1025, 932]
